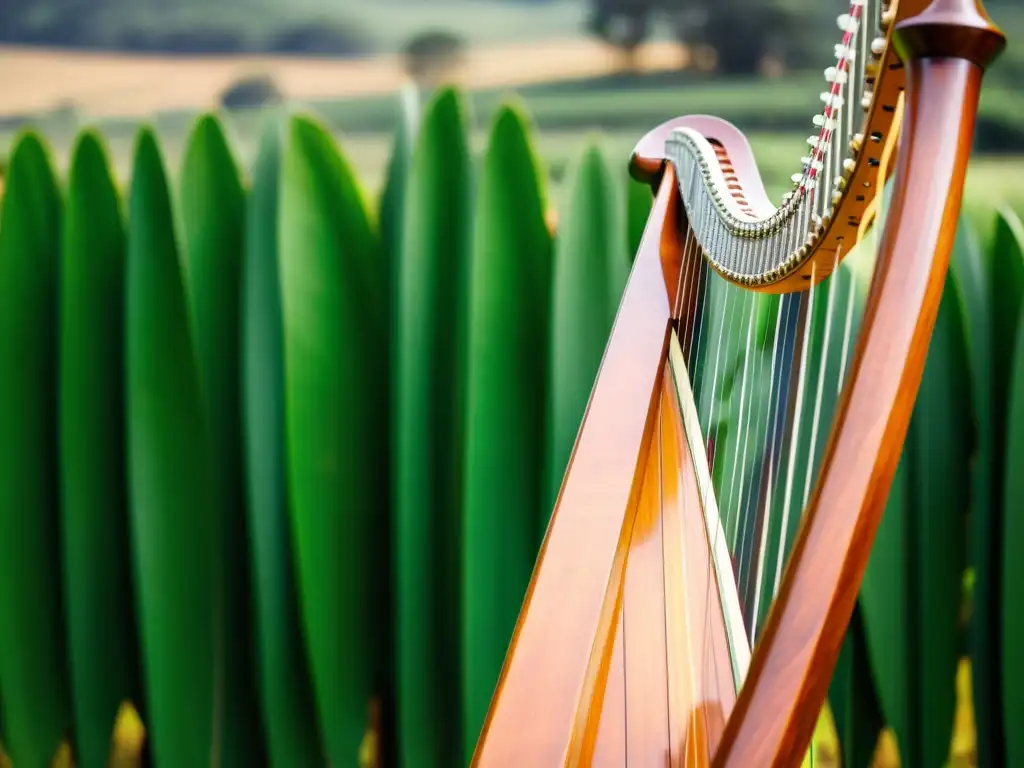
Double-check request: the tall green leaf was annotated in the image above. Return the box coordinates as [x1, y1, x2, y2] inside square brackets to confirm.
[125, 128, 220, 765]
[179, 114, 266, 765]
[242, 113, 326, 767]
[990, 206, 1024, 510]
[278, 114, 389, 765]
[393, 87, 471, 767]
[0, 131, 70, 767]
[988, 205, 1024, 767]
[379, 90, 417, 305]
[861, 260, 973, 767]
[462, 103, 552, 761]
[1003, 301, 1024, 767]
[546, 140, 625, 521]
[59, 130, 139, 768]
[828, 606, 884, 768]
[951, 218, 1003, 766]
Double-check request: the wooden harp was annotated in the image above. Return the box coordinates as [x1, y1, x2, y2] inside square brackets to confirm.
[471, 0, 1006, 765]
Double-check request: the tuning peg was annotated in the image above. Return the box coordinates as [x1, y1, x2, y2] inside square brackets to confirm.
[821, 92, 846, 108]
[836, 13, 859, 33]
[825, 66, 848, 84]
[871, 37, 886, 56]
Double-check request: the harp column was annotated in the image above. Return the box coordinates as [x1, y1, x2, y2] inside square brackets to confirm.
[711, 1, 1006, 766]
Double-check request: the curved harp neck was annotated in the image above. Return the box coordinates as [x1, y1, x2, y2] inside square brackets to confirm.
[713, 2, 1004, 766]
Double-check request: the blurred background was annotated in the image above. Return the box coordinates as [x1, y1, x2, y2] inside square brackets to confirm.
[0, 3, 1022, 768]
[1, 0, 1021, 206]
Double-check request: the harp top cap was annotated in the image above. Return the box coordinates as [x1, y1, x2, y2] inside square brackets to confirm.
[893, 0, 1006, 69]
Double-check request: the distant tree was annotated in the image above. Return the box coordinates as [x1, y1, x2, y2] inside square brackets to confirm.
[585, 0, 817, 75]
[266, 21, 370, 58]
[220, 75, 283, 111]
[402, 30, 467, 88]
[586, 0, 655, 63]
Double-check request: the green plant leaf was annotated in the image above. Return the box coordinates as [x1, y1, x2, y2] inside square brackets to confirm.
[990, 206, 1024, 505]
[0, 130, 71, 767]
[987, 204, 1024, 767]
[461, 102, 552, 761]
[379, 94, 414, 310]
[1003, 296, 1024, 767]
[950, 217, 1003, 767]
[393, 87, 471, 768]
[59, 130, 139, 768]
[179, 113, 266, 765]
[242, 112, 326, 767]
[828, 605, 884, 768]
[126, 127, 220, 765]
[861, 254, 973, 767]
[278, 113, 389, 765]
[546, 139, 624, 520]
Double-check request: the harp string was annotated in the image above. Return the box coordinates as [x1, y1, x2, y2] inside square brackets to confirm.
[660, 1, 888, 748]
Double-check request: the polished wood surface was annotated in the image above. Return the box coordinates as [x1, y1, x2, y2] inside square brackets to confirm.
[587, 366, 739, 768]
[470, 167, 683, 765]
[622, 409, 671, 766]
[661, 368, 737, 765]
[713, 5, 1005, 764]
[591, 602, 626, 766]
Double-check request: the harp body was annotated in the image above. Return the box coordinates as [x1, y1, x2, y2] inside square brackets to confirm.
[472, 1, 1006, 765]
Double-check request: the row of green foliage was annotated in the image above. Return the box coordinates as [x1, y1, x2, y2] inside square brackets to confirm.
[0, 84, 1021, 767]
[0, 87, 642, 767]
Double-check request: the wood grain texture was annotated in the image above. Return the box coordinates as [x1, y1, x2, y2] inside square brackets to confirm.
[712, 5, 1004, 763]
[470, 166, 681, 766]
[661, 369, 737, 766]
[590, 600, 626, 767]
[622, 410, 671, 766]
